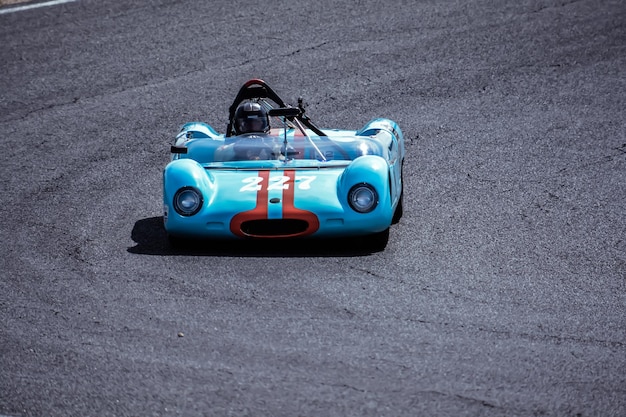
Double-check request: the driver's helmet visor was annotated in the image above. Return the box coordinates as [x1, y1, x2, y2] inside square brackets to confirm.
[237, 114, 268, 133]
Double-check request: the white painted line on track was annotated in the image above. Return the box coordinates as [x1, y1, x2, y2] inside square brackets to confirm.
[0, 0, 77, 15]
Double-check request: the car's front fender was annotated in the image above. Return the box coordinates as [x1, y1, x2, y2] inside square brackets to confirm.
[163, 159, 216, 212]
[338, 155, 393, 226]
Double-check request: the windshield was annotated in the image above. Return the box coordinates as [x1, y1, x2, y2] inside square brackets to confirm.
[183, 131, 384, 164]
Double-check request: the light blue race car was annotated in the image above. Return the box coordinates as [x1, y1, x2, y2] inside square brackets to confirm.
[163, 79, 404, 248]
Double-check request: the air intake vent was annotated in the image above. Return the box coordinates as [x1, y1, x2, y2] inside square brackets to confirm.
[240, 219, 309, 237]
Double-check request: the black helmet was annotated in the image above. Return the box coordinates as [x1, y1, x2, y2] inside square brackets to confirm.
[234, 101, 269, 134]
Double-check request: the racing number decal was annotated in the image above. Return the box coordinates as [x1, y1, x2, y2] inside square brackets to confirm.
[240, 176, 264, 192]
[239, 175, 316, 192]
[230, 170, 320, 238]
[268, 176, 290, 190]
[296, 176, 316, 190]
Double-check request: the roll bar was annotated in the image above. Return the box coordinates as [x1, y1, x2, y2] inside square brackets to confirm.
[225, 79, 326, 137]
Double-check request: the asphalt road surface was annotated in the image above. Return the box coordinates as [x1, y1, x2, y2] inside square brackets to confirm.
[1, 0, 624, 416]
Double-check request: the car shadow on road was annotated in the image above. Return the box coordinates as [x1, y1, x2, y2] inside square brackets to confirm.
[128, 217, 385, 257]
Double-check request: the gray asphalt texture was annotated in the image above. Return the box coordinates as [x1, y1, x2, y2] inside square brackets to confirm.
[1, 0, 625, 416]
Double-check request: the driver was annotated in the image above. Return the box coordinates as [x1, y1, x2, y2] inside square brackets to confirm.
[214, 101, 276, 161]
[234, 101, 270, 135]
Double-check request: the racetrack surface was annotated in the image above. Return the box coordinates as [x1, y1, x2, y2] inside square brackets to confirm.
[1, 0, 625, 416]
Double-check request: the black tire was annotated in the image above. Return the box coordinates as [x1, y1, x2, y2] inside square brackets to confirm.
[167, 234, 189, 250]
[392, 161, 404, 224]
[363, 228, 390, 252]
[392, 189, 403, 224]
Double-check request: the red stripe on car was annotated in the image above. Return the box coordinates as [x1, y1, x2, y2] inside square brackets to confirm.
[282, 170, 319, 236]
[230, 170, 270, 237]
[230, 170, 320, 238]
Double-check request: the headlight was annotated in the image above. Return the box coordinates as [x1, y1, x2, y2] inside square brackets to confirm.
[348, 183, 378, 213]
[173, 186, 203, 216]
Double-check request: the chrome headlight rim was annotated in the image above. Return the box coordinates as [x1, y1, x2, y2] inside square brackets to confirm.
[173, 186, 203, 217]
[348, 183, 378, 213]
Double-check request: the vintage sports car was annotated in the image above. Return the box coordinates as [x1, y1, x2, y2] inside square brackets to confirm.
[163, 79, 404, 247]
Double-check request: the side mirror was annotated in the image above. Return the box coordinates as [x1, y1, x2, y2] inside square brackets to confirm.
[171, 145, 188, 154]
[268, 107, 301, 118]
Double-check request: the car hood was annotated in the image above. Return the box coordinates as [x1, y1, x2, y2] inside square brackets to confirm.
[203, 162, 347, 212]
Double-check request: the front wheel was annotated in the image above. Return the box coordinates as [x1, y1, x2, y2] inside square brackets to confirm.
[167, 234, 193, 250]
[392, 162, 404, 224]
[392, 190, 403, 224]
[362, 228, 390, 252]
[168, 234, 181, 247]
